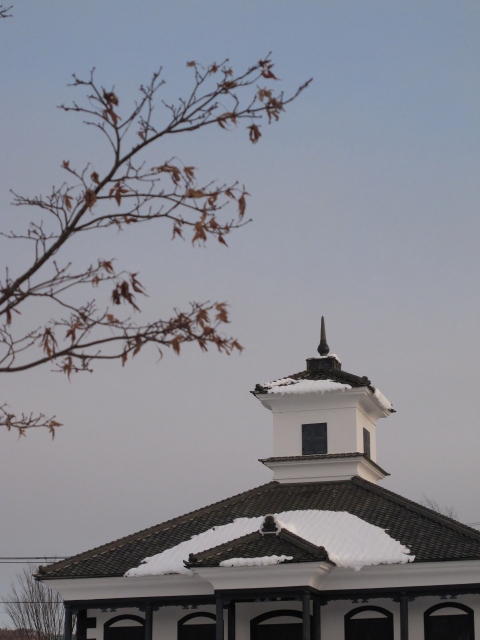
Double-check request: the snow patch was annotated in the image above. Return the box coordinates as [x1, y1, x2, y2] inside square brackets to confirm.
[219, 555, 293, 567]
[373, 388, 393, 412]
[262, 377, 298, 388]
[263, 379, 352, 395]
[125, 510, 414, 577]
[126, 518, 263, 577]
[307, 354, 342, 364]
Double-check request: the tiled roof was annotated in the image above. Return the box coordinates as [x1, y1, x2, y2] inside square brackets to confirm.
[259, 453, 389, 477]
[38, 477, 480, 580]
[186, 529, 329, 568]
[253, 356, 371, 394]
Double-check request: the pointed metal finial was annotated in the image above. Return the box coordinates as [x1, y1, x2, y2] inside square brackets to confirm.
[317, 316, 330, 356]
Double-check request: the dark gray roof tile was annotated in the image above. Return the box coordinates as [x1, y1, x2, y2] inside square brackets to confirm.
[38, 478, 480, 579]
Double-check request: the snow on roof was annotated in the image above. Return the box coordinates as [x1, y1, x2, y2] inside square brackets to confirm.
[219, 555, 293, 567]
[261, 378, 352, 395]
[373, 387, 393, 412]
[125, 510, 414, 577]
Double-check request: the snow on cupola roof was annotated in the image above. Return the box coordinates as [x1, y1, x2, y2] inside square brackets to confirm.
[253, 317, 391, 407]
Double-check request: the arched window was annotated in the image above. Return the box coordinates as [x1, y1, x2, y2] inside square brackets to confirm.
[345, 606, 394, 640]
[104, 615, 144, 640]
[178, 612, 216, 640]
[250, 610, 311, 640]
[424, 603, 474, 640]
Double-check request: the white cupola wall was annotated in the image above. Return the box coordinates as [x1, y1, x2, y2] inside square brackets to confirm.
[253, 318, 394, 485]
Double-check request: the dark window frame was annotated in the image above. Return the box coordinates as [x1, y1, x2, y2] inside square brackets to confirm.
[424, 602, 475, 640]
[105, 615, 145, 628]
[178, 612, 216, 640]
[345, 605, 393, 640]
[104, 615, 145, 640]
[363, 428, 371, 459]
[302, 423, 327, 456]
[250, 610, 312, 640]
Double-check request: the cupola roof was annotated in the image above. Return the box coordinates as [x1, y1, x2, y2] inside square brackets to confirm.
[253, 317, 393, 414]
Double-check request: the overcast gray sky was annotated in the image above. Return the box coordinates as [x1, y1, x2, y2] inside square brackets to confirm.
[0, 0, 479, 625]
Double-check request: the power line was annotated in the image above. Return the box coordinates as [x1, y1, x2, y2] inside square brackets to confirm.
[0, 601, 64, 604]
[0, 558, 67, 563]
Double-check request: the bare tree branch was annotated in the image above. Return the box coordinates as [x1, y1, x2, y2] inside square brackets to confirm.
[0, 57, 311, 434]
[0, 5, 12, 19]
[2, 566, 67, 640]
[421, 495, 458, 520]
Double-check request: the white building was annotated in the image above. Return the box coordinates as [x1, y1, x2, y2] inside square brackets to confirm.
[38, 320, 480, 640]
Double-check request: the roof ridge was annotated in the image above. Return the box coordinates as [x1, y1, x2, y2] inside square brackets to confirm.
[278, 529, 329, 560]
[38, 482, 277, 577]
[352, 477, 480, 543]
[187, 530, 328, 569]
[189, 527, 328, 566]
[187, 531, 261, 564]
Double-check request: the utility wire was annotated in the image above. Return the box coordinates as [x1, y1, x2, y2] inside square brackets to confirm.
[0, 558, 67, 563]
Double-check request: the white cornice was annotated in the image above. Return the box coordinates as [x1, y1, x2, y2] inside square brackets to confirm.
[262, 455, 387, 484]
[326, 560, 480, 591]
[194, 562, 333, 591]
[255, 386, 391, 421]
[45, 559, 480, 602]
[45, 574, 213, 602]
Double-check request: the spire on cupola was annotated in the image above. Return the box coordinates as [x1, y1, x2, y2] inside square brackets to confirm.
[252, 318, 394, 485]
[305, 317, 343, 374]
[318, 316, 329, 356]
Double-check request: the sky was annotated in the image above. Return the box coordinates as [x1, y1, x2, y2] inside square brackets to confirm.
[0, 0, 479, 626]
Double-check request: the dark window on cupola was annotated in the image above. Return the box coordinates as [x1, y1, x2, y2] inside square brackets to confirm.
[302, 423, 327, 455]
[363, 428, 371, 459]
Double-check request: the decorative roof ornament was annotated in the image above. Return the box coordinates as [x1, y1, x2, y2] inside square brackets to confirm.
[317, 316, 330, 356]
[260, 514, 281, 536]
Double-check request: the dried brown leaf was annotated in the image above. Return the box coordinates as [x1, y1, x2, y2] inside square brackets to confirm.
[101, 260, 114, 274]
[171, 336, 182, 355]
[172, 224, 183, 239]
[130, 273, 146, 294]
[103, 90, 119, 106]
[64, 194, 73, 211]
[184, 166, 196, 181]
[248, 124, 262, 144]
[238, 191, 249, 219]
[186, 188, 206, 198]
[84, 189, 97, 210]
[133, 335, 142, 356]
[215, 303, 229, 324]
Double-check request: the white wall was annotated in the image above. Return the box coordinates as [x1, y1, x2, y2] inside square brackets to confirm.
[272, 404, 378, 461]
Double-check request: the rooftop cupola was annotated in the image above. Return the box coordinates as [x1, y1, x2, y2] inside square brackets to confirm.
[253, 318, 394, 485]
